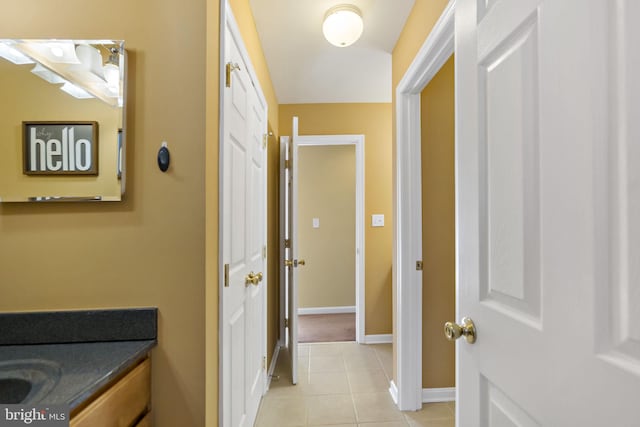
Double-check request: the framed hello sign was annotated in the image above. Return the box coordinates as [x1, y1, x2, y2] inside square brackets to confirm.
[23, 121, 99, 176]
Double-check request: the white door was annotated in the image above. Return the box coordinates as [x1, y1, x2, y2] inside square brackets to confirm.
[455, 0, 640, 425]
[286, 117, 302, 385]
[280, 118, 307, 385]
[221, 19, 267, 427]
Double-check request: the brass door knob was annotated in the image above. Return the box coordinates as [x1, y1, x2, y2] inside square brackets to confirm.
[444, 317, 476, 344]
[245, 271, 262, 286]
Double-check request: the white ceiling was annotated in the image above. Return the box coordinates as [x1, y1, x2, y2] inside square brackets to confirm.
[248, 0, 415, 104]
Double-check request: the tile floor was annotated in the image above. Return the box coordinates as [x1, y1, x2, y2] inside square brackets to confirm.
[255, 342, 455, 426]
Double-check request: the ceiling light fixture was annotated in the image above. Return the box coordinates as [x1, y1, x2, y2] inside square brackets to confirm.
[103, 48, 120, 94]
[0, 42, 34, 64]
[322, 4, 363, 47]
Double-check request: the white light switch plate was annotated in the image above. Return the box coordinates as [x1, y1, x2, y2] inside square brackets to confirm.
[313, 218, 320, 228]
[372, 214, 384, 227]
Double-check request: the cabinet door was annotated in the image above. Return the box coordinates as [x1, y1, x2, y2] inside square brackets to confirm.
[70, 358, 150, 427]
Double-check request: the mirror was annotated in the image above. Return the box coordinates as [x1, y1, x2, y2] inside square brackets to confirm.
[0, 39, 126, 202]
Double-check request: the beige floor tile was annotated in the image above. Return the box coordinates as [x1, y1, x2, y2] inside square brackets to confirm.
[307, 394, 357, 425]
[371, 346, 393, 380]
[357, 422, 409, 427]
[298, 355, 310, 373]
[341, 342, 376, 356]
[344, 352, 383, 372]
[315, 425, 356, 427]
[308, 342, 344, 357]
[257, 344, 456, 427]
[352, 392, 404, 423]
[305, 371, 350, 395]
[347, 369, 390, 393]
[403, 403, 454, 424]
[298, 344, 310, 357]
[405, 418, 454, 427]
[265, 380, 307, 399]
[309, 355, 346, 373]
[255, 396, 307, 427]
[446, 401, 455, 412]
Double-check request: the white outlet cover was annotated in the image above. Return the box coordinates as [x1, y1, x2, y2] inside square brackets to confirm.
[312, 218, 320, 228]
[372, 214, 384, 227]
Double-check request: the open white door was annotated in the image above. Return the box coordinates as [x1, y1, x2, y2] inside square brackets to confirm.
[221, 8, 267, 427]
[285, 117, 304, 385]
[455, 0, 640, 425]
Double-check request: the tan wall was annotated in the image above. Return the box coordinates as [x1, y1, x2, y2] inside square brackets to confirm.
[391, 0, 450, 384]
[0, 1, 211, 426]
[420, 55, 455, 388]
[228, 0, 280, 366]
[0, 60, 121, 201]
[205, 0, 220, 425]
[298, 145, 356, 309]
[279, 103, 392, 334]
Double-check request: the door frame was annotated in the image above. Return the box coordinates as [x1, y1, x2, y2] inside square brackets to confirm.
[279, 133, 366, 344]
[392, 0, 455, 411]
[218, 1, 269, 425]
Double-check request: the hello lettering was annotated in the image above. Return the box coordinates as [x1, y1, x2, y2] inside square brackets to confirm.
[23, 122, 98, 175]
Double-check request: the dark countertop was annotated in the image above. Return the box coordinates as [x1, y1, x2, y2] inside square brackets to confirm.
[0, 308, 157, 411]
[0, 340, 156, 411]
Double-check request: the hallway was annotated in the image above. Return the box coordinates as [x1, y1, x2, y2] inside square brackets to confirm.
[255, 342, 455, 426]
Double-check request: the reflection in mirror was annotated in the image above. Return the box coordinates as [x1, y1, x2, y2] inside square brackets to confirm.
[0, 39, 126, 202]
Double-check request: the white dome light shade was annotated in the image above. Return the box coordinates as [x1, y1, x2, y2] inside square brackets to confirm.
[322, 5, 363, 47]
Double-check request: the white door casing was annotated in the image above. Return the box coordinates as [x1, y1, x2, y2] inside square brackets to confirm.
[393, 0, 455, 410]
[292, 125, 366, 344]
[456, 0, 640, 425]
[220, 4, 268, 427]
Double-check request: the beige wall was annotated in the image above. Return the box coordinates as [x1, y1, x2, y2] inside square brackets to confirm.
[298, 145, 356, 309]
[228, 0, 280, 367]
[420, 55, 455, 388]
[279, 103, 392, 334]
[0, 60, 121, 201]
[0, 1, 211, 426]
[391, 0, 451, 384]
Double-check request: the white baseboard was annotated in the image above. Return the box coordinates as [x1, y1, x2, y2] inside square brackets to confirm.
[298, 306, 356, 315]
[389, 380, 399, 404]
[422, 387, 455, 403]
[266, 343, 281, 390]
[362, 334, 393, 344]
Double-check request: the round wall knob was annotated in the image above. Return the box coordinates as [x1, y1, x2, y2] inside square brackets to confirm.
[444, 317, 476, 344]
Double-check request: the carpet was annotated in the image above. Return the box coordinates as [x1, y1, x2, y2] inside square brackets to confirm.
[298, 313, 356, 343]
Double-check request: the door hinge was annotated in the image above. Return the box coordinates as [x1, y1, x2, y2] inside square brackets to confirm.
[263, 134, 268, 149]
[284, 239, 291, 248]
[285, 318, 289, 328]
[263, 245, 267, 259]
[225, 62, 240, 88]
[224, 263, 230, 287]
[284, 159, 290, 169]
[416, 260, 423, 271]
[262, 356, 266, 370]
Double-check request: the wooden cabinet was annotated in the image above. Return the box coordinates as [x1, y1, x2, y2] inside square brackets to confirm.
[70, 358, 151, 427]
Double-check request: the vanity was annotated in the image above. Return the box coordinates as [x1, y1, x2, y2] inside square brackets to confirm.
[0, 308, 157, 425]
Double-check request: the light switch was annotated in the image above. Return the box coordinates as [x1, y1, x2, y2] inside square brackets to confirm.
[372, 214, 384, 227]
[312, 218, 320, 228]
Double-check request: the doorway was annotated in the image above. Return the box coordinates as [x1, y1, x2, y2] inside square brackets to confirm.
[279, 128, 366, 382]
[296, 144, 357, 343]
[393, 0, 455, 411]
